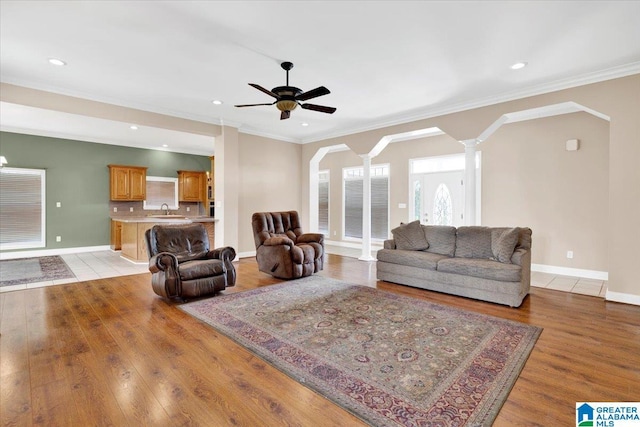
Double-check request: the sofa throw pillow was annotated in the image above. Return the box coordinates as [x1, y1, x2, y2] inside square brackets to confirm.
[491, 228, 520, 263]
[391, 220, 429, 251]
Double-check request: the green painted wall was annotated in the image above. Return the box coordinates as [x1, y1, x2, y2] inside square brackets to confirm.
[0, 131, 210, 252]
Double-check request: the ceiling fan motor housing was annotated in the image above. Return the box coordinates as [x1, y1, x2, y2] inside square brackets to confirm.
[273, 86, 302, 111]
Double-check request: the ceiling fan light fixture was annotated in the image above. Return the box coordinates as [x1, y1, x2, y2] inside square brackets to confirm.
[276, 100, 298, 112]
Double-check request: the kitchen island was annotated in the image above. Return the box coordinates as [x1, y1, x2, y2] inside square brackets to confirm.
[111, 216, 217, 263]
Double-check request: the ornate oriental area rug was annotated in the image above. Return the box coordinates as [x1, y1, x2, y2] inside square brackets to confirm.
[180, 276, 542, 426]
[0, 255, 76, 287]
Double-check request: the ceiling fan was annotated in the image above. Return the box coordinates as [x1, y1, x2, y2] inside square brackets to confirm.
[235, 61, 336, 120]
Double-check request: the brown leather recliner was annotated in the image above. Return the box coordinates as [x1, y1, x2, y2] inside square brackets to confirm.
[145, 223, 236, 299]
[252, 211, 324, 279]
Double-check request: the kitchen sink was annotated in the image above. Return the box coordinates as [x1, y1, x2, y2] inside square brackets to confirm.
[146, 214, 187, 219]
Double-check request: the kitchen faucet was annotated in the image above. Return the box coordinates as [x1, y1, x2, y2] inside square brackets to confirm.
[161, 203, 170, 215]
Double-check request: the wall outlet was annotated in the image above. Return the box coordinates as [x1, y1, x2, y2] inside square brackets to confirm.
[398, 203, 407, 209]
[186, 207, 190, 212]
[129, 207, 134, 212]
[113, 207, 117, 212]
[333, 230, 337, 236]
[567, 250, 574, 259]
[56, 236, 61, 242]
[56, 202, 61, 208]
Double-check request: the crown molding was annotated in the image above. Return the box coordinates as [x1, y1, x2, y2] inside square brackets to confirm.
[3, 62, 639, 146]
[300, 62, 640, 144]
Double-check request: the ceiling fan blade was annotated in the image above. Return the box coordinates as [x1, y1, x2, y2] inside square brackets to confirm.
[249, 83, 279, 99]
[296, 86, 330, 101]
[300, 103, 336, 114]
[234, 102, 275, 108]
[280, 110, 291, 120]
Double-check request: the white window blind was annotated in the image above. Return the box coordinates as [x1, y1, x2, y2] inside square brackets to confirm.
[343, 166, 389, 239]
[318, 171, 329, 235]
[0, 167, 46, 250]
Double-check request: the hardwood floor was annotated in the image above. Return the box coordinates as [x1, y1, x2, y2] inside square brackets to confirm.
[1, 254, 639, 426]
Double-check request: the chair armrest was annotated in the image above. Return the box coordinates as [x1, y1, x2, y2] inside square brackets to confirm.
[263, 236, 295, 247]
[297, 233, 324, 245]
[149, 252, 178, 273]
[383, 239, 396, 249]
[209, 246, 237, 262]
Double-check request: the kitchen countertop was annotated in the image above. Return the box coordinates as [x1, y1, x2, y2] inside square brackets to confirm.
[112, 216, 217, 223]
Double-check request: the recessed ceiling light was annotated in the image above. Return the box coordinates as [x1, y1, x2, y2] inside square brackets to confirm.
[212, 100, 223, 105]
[301, 122, 309, 127]
[130, 125, 138, 130]
[48, 58, 66, 66]
[162, 144, 169, 148]
[510, 62, 528, 70]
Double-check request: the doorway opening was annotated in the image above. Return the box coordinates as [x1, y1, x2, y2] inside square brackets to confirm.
[409, 153, 481, 226]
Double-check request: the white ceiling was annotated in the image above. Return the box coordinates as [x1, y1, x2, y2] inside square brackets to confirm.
[1, 1, 639, 155]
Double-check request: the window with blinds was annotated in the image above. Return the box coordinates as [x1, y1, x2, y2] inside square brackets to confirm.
[343, 165, 389, 239]
[0, 167, 46, 250]
[318, 171, 329, 235]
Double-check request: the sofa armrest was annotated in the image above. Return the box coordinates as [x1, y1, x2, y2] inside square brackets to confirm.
[263, 236, 295, 247]
[510, 247, 529, 266]
[297, 233, 324, 245]
[149, 252, 178, 273]
[383, 239, 396, 250]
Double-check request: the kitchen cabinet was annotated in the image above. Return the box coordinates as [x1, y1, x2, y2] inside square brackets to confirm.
[108, 165, 147, 201]
[178, 170, 206, 203]
[113, 218, 216, 262]
[110, 220, 122, 250]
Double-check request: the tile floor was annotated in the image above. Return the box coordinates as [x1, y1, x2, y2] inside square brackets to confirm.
[0, 251, 148, 293]
[530, 271, 607, 297]
[1, 247, 607, 298]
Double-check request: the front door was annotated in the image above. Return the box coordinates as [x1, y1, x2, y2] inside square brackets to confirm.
[416, 170, 464, 226]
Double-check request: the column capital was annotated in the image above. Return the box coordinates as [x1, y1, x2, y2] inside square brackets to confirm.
[460, 139, 479, 148]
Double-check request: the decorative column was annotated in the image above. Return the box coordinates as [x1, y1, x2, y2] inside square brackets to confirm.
[359, 154, 375, 261]
[461, 139, 477, 226]
[309, 147, 331, 232]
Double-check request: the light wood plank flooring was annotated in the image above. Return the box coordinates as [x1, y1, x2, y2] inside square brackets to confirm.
[1, 254, 638, 426]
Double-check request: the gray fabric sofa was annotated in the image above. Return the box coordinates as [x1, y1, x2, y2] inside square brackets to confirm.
[376, 222, 532, 307]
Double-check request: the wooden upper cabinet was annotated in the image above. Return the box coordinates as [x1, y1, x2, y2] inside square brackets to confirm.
[108, 165, 148, 201]
[178, 170, 206, 203]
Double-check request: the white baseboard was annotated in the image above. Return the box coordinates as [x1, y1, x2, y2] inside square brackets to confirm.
[324, 240, 384, 249]
[531, 263, 608, 281]
[237, 251, 256, 259]
[0, 245, 111, 260]
[605, 290, 640, 306]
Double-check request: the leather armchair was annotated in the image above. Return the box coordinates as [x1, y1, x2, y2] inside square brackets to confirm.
[252, 211, 324, 279]
[145, 223, 236, 299]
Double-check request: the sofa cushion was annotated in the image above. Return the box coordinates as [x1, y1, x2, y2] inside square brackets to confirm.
[391, 220, 429, 250]
[422, 225, 457, 256]
[377, 249, 447, 271]
[454, 226, 493, 259]
[436, 257, 522, 282]
[491, 228, 520, 263]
